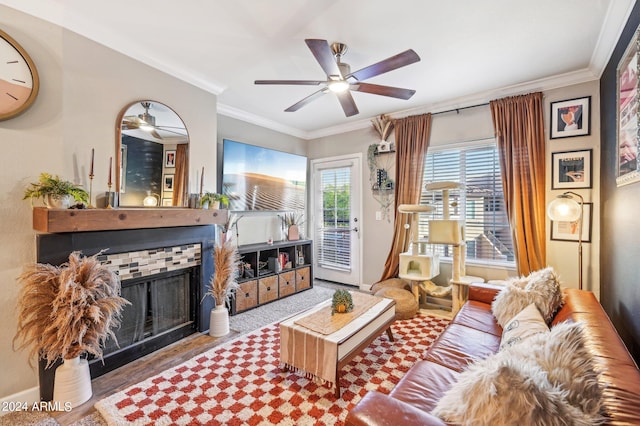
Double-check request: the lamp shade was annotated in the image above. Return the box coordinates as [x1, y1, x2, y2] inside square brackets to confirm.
[547, 195, 581, 222]
[143, 191, 159, 207]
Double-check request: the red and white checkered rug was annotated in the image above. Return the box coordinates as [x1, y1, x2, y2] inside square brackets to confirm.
[95, 313, 450, 425]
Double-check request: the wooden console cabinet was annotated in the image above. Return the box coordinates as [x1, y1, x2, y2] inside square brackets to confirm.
[231, 240, 313, 314]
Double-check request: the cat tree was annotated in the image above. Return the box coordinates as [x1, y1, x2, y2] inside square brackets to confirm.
[398, 181, 483, 314]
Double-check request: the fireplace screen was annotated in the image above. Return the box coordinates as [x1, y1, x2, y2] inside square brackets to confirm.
[103, 269, 193, 357]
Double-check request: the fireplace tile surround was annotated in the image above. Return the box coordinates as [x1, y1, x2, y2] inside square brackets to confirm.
[35, 225, 216, 401]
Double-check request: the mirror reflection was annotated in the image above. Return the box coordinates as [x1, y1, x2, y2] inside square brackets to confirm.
[116, 101, 189, 207]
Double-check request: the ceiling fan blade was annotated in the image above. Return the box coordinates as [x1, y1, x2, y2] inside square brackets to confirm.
[348, 49, 420, 81]
[336, 91, 359, 117]
[351, 82, 416, 100]
[255, 79, 325, 85]
[150, 129, 163, 139]
[284, 89, 327, 112]
[305, 39, 342, 78]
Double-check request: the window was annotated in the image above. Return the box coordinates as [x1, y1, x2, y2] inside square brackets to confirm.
[418, 140, 515, 264]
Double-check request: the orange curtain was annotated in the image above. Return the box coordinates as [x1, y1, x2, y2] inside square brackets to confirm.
[490, 92, 546, 275]
[172, 144, 188, 206]
[379, 113, 432, 281]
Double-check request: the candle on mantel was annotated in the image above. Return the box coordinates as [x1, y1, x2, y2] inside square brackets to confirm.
[90, 148, 94, 176]
[108, 156, 113, 187]
[200, 166, 204, 196]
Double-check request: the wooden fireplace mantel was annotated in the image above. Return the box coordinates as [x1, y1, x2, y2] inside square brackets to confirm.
[32, 207, 228, 233]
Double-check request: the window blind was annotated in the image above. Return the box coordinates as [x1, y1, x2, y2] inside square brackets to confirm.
[316, 167, 352, 271]
[419, 142, 515, 264]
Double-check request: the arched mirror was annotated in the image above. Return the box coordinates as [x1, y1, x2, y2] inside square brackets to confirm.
[116, 101, 189, 207]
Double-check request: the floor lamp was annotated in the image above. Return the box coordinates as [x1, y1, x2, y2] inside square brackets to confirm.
[547, 191, 584, 290]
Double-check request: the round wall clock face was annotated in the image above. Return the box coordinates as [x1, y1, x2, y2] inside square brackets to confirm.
[0, 29, 39, 121]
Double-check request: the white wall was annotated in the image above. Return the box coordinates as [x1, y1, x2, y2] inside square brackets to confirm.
[0, 6, 219, 400]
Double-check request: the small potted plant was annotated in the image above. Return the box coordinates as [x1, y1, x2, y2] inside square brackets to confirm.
[200, 191, 229, 210]
[23, 173, 89, 209]
[331, 289, 354, 315]
[279, 212, 304, 241]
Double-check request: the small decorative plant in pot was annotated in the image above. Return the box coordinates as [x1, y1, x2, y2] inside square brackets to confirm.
[200, 191, 229, 210]
[279, 212, 304, 241]
[13, 251, 129, 407]
[331, 289, 354, 315]
[204, 237, 241, 337]
[23, 172, 89, 209]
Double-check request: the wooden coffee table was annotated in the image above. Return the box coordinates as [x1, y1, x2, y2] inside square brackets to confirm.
[279, 293, 396, 397]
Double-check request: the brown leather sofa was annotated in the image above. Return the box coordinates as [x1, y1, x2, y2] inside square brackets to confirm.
[346, 282, 640, 425]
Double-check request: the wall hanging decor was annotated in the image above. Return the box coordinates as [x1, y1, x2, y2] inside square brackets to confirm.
[616, 21, 640, 187]
[551, 149, 593, 190]
[550, 96, 591, 139]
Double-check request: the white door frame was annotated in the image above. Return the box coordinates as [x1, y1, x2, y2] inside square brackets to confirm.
[310, 153, 363, 288]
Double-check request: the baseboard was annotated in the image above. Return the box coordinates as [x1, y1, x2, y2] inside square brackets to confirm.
[0, 386, 40, 417]
[359, 283, 372, 292]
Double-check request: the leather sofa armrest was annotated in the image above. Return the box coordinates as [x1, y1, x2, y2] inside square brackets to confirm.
[468, 282, 504, 304]
[345, 391, 447, 426]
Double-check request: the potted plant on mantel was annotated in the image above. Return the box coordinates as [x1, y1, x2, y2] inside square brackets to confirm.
[200, 191, 229, 210]
[13, 251, 129, 407]
[23, 172, 89, 209]
[204, 238, 241, 337]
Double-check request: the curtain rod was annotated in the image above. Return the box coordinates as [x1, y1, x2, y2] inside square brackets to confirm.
[432, 102, 490, 116]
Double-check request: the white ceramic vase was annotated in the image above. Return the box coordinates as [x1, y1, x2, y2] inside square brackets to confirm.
[209, 305, 229, 337]
[45, 194, 74, 209]
[53, 356, 92, 408]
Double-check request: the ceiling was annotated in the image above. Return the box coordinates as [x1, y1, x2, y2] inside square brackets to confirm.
[2, 0, 636, 139]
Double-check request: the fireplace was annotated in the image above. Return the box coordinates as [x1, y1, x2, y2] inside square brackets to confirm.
[35, 225, 215, 401]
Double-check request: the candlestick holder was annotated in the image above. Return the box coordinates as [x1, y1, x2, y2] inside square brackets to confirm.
[106, 183, 113, 209]
[87, 173, 95, 208]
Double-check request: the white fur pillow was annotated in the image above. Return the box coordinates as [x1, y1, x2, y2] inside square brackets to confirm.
[432, 321, 604, 425]
[492, 267, 564, 327]
[499, 303, 548, 351]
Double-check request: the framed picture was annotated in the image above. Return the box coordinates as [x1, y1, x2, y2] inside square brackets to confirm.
[550, 202, 593, 243]
[616, 22, 640, 187]
[551, 149, 592, 189]
[550, 96, 591, 139]
[165, 150, 176, 168]
[161, 198, 173, 207]
[163, 174, 174, 191]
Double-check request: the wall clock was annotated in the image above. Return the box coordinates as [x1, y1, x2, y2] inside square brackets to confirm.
[0, 28, 39, 121]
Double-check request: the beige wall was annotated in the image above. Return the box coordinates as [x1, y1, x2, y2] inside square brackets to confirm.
[0, 6, 218, 400]
[545, 81, 601, 298]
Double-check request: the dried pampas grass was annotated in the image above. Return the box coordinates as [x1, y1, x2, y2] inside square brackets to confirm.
[371, 114, 394, 141]
[206, 238, 241, 306]
[13, 251, 130, 368]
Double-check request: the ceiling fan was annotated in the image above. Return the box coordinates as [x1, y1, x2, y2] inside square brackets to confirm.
[122, 102, 187, 140]
[255, 39, 421, 117]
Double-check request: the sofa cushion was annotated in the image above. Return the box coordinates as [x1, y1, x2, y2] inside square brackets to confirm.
[432, 321, 604, 425]
[499, 303, 548, 351]
[491, 267, 564, 327]
[425, 324, 501, 372]
[453, 300, 502, 336]
[389, 360, 460, 413]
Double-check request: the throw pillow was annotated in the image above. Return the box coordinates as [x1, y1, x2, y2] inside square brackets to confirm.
[499, 303, 548, 351]
[492, 267, 564, 327]
[432, 321, 604, 425]
[507, 321, 604, 418]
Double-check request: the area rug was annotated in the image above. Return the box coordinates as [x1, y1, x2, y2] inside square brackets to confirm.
[95, 314, 449, 425]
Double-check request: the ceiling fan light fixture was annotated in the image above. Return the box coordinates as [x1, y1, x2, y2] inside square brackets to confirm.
[139, 122, 154, 132]
[328, 80, 349, 93]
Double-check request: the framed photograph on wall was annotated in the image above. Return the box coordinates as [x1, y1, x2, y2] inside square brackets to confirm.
[161, 198, 173, 207]
[550, 202, 593, 243]
[165, 150, 176, 168]
[551, 149, 592, 189]
[163, 174, 174, 191]
[616, 22, 640, 187]
[550, 96, 591, 139]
